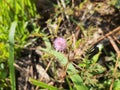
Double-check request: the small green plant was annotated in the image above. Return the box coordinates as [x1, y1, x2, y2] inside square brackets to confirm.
[34, 37, 88, 90]
[0, 63, 9, 89]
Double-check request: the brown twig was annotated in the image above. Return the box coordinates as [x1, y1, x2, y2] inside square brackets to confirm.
[113, 36, 120, 44]
[107, 36, 120, 90]
[78, 26, 120, 58]
[92, 26, 120, 46]
[107, 36, 119, 54]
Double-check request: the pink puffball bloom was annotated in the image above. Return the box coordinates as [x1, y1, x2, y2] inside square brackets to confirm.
[53, 37, 67, 51]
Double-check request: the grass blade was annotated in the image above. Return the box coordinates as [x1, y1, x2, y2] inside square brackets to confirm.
[29, 78, 58, 90]
[8, 21, 17, 90]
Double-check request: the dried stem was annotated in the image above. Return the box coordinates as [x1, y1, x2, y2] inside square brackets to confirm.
[107, 36, 120, 90]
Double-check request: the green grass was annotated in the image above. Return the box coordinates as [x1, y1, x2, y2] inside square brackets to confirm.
[8, 21, 17, 90]
[29, 78, 58, 90]
[0, 0, 37, 89]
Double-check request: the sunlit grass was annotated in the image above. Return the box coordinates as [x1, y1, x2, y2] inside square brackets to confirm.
[9, 21, 17, 90]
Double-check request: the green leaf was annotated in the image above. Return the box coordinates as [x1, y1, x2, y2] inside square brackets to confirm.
[113, 80, 120, 90]
[39, 47, 88, 90]
[29, 78, 58, 90]
[40, 48, 68, 65]
[8, 21, 17, 90]
[67, 63, 88, 90]
[113, 0, 120, 9]
[92, 44, 103, 63]
[116, 2, 120, 9]
[43, 36, 52, 49]
[92, 52, 101, 63]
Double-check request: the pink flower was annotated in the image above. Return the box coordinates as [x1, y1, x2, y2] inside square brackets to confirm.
[53, 37, 67, 51]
